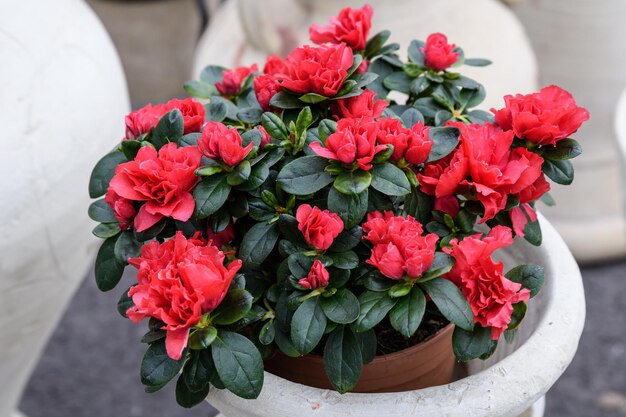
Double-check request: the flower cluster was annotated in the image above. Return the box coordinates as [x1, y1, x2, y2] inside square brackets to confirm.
[363, 212, 439, 280]
[88, 3, 588, 406]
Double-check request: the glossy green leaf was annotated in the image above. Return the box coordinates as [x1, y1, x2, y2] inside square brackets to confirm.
[389, 286, 426, 338]
[277, 156, 333, 195]
[420, 278, 473, 331]
[89, 151, 127, 198]
[370, 163, 411, 196]
[212, 331, 264, 399]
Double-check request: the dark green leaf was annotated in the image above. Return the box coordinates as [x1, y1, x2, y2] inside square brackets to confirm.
[152, 109, 184, 149]
[299, 93, 327, 104]
[179, 132, 201, 147]
[140, 340, 185, 387]
[407, 40, 425, 66]
[117, 286, 133, 318]
[364, 272, 394, 292]
[334, 170, 372, 195]
[193, 174, 231, 218]
[507, 302, 527, 330]
[355, 291, 397, 332]
[324, 326, 362, 393]
[277, 156, 333, 195]
[320, 289, 360, 324]
[383, 72, 413, 93]
[88, 199, 117, 223]
[401, 107, 424, 128]
[200, 65, 226, 84]
[420, 278, 473, 331]
[188, 326, 218, 350]
[404, 188, 433, 224]
[542, 158, 574, 185]
[328, 226, 363, 253]
[296, 107, 314, 134]
[95, 236, 125, 292]
[464, 58, 492, 67]
[114, 231, 141, 264]
[318, 119, 338, 141]
[227, 161, 251, 186]
[183, 80, 216, 99]
[523, 218, 542, 246]
[389, 286, 426, 338]
[365, 30, 391, 58]
[357, 329, 377, 364]
[175, 375, 210, 408]
[92, 223, 121, 239]
[370, 163, 411, 196]
[206, 101, 228, 122]
[212, 331, 264, 399]
[505, 264, 544, 298]
[259, 320, 276, 345]
[270, 91, 304, 109]
[287, 253, 314, 279]
[237, 107, 263, 124]
[452, 325, 497, 362]
[543, 138, 582, 161]
[238, 222, 279, 267]
[419, 252, 455, 281]
[89, 151, 127, 198]
[327, 251, 359, 270]
[183, 350, 214, 392]
[427, 126, 460, 162]
[261, 112, 289, 139]
[291, 297, 327, 355]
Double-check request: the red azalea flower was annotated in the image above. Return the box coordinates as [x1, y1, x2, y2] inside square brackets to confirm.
[279, 43, 354, 97]
[108, 143, 201, 232]
[165, 98, 206, 134]
[256, 125, 272, 148]
[375, 118, 432, 165]
[298, 260, 330, 289]
[198, 121, 254, 167]
[418, 148, 469, 198]
[127, 232, 242, 359]
[362, 212, 438, 279]
[124, 103, 168, 140]
[104, 189, 137, 230]
[330, 89, 388, 119]
[309, 4, 373, 51]
[263, 54, 288, 75]
[296, 204, 344, 251]
[254, 74, 281, 112]
[434, 195, 460, 218]
[422, 33, 459, 72]
[454, 122, 544, 222]
[491, 85, 590, 146]
[444, 226, 531, 339]
[207, 222, 236, 248]
[310, 117, 386, 171]
[509, 203, 538, 238]
[216, 64, 258, 97]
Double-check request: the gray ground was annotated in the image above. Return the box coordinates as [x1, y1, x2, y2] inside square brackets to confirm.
[18, 1, 626, 415]
[19, 261, 626, 417]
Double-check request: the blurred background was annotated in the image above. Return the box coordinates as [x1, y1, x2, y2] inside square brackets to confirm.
[2, 0, 625, 416]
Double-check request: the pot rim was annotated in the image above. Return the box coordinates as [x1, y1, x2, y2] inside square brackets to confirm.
[206, 214, 586, 417]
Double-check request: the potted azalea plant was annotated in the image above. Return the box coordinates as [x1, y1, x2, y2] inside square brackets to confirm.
[88, 3, 588, 410]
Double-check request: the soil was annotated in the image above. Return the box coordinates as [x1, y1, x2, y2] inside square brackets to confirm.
[375, 313, 449, 355]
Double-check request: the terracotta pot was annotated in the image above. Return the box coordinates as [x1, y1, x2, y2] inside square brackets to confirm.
[264, 323, 455, 393]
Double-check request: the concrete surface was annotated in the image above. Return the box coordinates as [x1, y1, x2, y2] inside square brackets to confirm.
[18, 261, 626, 417]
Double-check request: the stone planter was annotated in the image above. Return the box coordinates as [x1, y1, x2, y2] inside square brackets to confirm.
[0, 1, 129, 417]
[512, 0, 626, 262]
[207, 215, 585, 417]
[192, 0, 538, 110]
